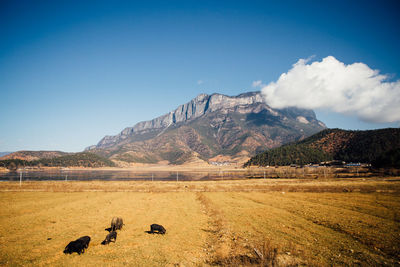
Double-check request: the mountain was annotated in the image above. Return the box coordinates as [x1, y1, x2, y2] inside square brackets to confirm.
[0, 150, 69, 161]
[244, 128, 400, 167]
[86, 92, 326, 164]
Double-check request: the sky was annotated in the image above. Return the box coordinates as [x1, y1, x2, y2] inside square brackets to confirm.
[1, 0, 399, 152]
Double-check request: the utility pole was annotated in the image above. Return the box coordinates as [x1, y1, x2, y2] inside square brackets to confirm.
[176, 171, 179, 182]
[19, 169, 22, 186]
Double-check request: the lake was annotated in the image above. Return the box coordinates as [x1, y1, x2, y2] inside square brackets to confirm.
[0, 169, 264, 182]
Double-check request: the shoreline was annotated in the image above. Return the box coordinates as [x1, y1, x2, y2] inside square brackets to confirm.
[0, 164, 249, 173]
[1, 177, 399, 193]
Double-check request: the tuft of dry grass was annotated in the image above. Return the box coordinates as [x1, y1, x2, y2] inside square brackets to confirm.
[255, 240, 279, 267]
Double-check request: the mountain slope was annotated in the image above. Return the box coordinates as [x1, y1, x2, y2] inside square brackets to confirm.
[244, 128, 400, 167]
[87, 92, 326, 164]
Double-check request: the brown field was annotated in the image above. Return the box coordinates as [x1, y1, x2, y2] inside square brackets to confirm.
[0, 178, 399, 266]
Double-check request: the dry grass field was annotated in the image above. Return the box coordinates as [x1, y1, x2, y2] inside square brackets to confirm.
[0, 178, 399, 266]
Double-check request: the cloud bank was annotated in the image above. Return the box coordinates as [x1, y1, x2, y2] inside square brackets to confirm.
[259, 56, 400, 123]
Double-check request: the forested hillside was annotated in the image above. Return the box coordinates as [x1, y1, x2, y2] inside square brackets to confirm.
[245, 128, 400, 167]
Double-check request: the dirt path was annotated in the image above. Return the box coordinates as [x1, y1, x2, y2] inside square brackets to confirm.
[196, 192, 281, 266]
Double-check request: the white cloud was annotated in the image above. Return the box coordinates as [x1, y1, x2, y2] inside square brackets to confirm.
[197, 80, 204, 85]
[261, 56, 400, 123]
[252, 80, 263, 87]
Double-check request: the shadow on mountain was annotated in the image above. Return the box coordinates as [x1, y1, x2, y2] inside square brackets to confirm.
[246, 112, 281, 127]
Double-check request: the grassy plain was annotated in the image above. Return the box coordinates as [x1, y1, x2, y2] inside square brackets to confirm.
[0, 178, 399, 266]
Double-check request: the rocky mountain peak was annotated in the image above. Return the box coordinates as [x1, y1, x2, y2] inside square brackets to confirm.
[194, 93, 209, 102]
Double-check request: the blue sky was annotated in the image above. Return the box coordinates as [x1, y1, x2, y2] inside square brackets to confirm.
[1, 0, 399, 152]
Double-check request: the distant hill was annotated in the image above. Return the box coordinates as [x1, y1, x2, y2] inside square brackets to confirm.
[244, 128, 400, 167]
[0, 152, 12, 158]
[0, 150, 69, 161]
[36, 152, 116, 167]
[86, 92, 326, 164]
[0, 152, 115, 169]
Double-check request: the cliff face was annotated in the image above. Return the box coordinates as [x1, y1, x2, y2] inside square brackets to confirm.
[87, 92, 326, 164]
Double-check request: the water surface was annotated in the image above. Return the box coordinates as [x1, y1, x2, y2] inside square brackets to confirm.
[0, 169, 261, 182]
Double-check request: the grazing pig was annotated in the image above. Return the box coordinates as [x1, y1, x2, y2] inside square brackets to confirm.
[64, 236, 91, 254]
[101, 231, 117, 245]
[150, 224, 166, 234]
[76, 236, 91, 250]
[64, 240, 83, 254]
[111, 217, 124, 231]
